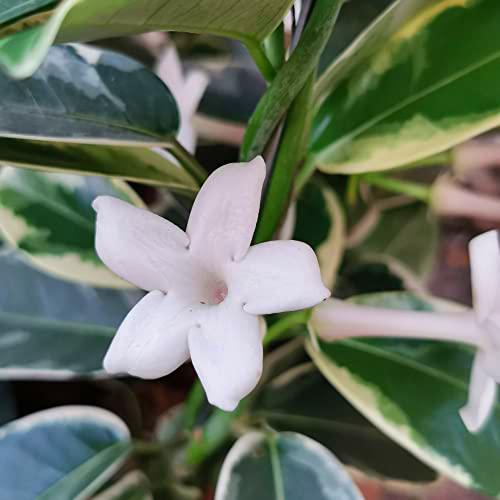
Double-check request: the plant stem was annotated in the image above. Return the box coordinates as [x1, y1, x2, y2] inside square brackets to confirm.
[312, 300, 485, 348]
[362, 173, 431, 202]
[254, 74, 315, 243]
[168, 139, 207, 184]
[263, 310, 310, 347]
[264, 23, 285, 70]
[245, 39, 277, 82]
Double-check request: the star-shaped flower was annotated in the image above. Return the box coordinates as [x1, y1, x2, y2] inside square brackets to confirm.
[460, 230, 500, 432]
[94, 157, 330, 411]
[312, 229, 500, 432]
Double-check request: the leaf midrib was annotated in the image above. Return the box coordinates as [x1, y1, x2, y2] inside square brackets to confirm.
[0, 311, 115, 338]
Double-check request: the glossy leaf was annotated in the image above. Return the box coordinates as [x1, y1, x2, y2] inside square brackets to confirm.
[307, 292, 500, 496]
[0, 0, 54, 25]
[0, 406, 131, 499]
[312, 0, 500, 174]
[0, 139, 197, 191]
[255, 365, 436, 482]
[215, 431, 362, 500]
[0, 43, 178, 144]
[0, 0, 294, 79]
[0, 250, 141, 378]
[0, 167, 142, 287]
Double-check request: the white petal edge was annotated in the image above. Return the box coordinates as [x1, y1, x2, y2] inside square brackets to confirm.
[459, 353, 497, 433]
[469, 230, 500, 323]
[93, 196, 206, 298]
[188, 299, 263, 411]
[103, 291, 195, 379]
[229, 240, 330, 315]
[186, 157, 266, 272]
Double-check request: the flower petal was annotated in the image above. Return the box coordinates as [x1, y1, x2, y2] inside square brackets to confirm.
[104, 291, 196, 379]
[186, 157, 266, 272]
[93, 196, 205, 297]
[469, 230, 500, 323]
[229, 240, 330, 315]
[459, 352, 497, 433]
[188, 300, 263, 411]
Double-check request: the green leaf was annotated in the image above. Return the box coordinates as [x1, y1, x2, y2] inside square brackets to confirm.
[312, 0, 500, 174]
[307, 291, 500, 496]
[0, 250, 140, 378]
[0, 167, 142, 287]
[0, 0, 54, 25]
[0, 406, 131, 499]
[0, 43, 178, 144]
[292, 181, 345, 289]
[240, 0, 343, 161]
[0, 0, 294, 79]
[354, 202, 437, 288]
[215, 431, 362, 500]
[254, 365, 436, 482]
[94, 471, 152, 500]
[0, 138, 198, 191]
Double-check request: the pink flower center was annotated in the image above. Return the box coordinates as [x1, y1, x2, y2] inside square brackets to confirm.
[211, 280, 228, 305]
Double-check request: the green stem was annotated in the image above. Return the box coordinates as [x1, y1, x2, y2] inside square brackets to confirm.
[268, 433, 286, 500]
[362, 173, 431, 202]
[254, 74, 315, 243]
[264, 24, 285, 70]
[241, 0, 344, 161]
[263, 310, 310, 347]
[245, 39, 277, 82]
[169, 139, 207, 184]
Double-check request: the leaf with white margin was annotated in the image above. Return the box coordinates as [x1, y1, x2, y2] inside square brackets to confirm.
[0, 43, 179, 144]
[215, 431, 362, 500]
[0, 167, 143, 288]
[307, 291, 500, 496]
[0, 406, 131, 500]
[93, 471, 152, 500]
[291, 181, 345, 289]
[312, 0, 500, 174]
[0, 0, 294, 79]
[0, 250, 141, 378]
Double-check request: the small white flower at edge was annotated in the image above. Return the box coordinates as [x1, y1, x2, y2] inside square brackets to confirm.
[93, 157, 330, 411]
[312, 230, 500, 433]
[155, 45, 209, 153]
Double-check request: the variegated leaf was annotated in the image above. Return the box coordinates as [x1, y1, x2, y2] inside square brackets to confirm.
[0, 406, 131, 499]
[0, 250, 141, 378]
[215, 431, 362, 500]
[0, 167, 142, 288]
[0, 0, 294, 79]
[312, 0, 500, 174]
[307, 292, 500, 496]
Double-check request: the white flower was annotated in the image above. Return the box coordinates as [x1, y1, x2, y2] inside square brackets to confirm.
[459, 230, 500, 432]
[156, 45, 209, 153]
[94, 157, 330, 411]
[312, 229, 500, 433]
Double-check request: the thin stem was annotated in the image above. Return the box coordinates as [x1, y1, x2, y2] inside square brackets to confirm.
[312, 300, 485, 348]
[254, 74, 315, 243]
[432, 175, 500, 222]
[294, 154, 317, 196]
[245, 39, 277, 82]
[264, 310, 310, 347]
[168, 139, 207, 184]
[362, 173, 431, 202]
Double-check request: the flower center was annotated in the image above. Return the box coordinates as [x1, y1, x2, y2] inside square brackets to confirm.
[210, 280, 228, 305]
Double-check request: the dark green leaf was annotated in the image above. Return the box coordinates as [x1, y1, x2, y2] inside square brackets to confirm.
[312, 0, 500, 174]
[215, 431, 362, 500]
[307, 291, 500, 496]
[0, 406, 131, 499]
